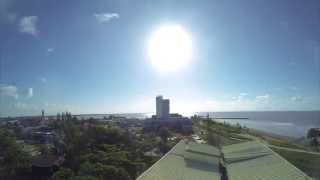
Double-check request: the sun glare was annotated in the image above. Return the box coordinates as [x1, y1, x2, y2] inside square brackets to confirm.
[147, 25, 193, 72]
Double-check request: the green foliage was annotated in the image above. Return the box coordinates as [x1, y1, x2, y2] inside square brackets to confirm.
[158, 127, 170, 143]
[48, 119, 155, 180]
[38, 144, 51, 156]
[267, 138, 307, 150]
[272, 148, 320, 178]
[51, 168, 74, 180]
[70, 176, 99, 180]
[0, 128, 31, 178]
[207, 132, 221, 147]
[307, 128, 320, 139]
[158, 140, 170, 154]
[310, 138, 319, 147]
[78, 161, 131, 180]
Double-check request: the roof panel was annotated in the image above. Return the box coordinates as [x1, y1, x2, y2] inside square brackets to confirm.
[223, 141, 311, 180]
[137, 140, 221, 180]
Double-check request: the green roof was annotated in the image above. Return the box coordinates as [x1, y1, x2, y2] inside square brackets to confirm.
[222, 141, 311, 180]
[186, 141, 220, 157]
[137, 140, 221, 180]
[137, 140, 311, 180]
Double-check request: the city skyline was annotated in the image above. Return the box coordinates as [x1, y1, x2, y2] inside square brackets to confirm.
[1, 0, 320, 117]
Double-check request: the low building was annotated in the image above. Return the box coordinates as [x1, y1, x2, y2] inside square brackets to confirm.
[143, 117, 193, 134]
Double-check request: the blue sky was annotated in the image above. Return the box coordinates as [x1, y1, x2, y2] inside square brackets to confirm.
[1, 0, 320, 117]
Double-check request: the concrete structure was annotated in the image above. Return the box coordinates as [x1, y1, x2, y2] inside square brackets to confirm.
[156, 95, 170, 119]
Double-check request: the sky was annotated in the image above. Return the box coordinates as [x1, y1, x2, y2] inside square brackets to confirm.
[1, 0, 320, 117]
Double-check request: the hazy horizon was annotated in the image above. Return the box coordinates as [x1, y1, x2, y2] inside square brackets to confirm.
[2, 110, 320, 119]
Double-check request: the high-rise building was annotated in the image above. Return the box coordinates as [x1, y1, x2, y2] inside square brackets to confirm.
[162, 99, 169, 119]
[156, 95, 170, 119]
[41, 109, 45, 120]
[156, 95, 163, 117]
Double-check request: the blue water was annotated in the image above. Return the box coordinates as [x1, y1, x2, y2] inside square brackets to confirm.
[74, 111, 319, 138]
[197, 111, 320, 138]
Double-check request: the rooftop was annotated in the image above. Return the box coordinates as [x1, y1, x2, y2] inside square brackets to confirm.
[137, 140, 311, 180]
[137, 140, 221, 180]
[222, 141, 310, 180]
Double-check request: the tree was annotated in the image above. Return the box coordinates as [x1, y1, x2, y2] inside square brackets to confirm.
[51, 168, 74, 180]
[158, 140, 170, 154]
[307, 128, 319, 139]
[207, 133, 221, 148]
[204, 120, 221, 148]
[39, 144, 50, 156]
[48, 119, 151, 180]
[158, 127, 170, 143]
[78, 161, 96, 176]
[0, 128, 31, 178]
[70, 176, 99, 180]
[79, 162, 130, 180]
[310, 138, 319, 147]
[307, 128, 320, 147]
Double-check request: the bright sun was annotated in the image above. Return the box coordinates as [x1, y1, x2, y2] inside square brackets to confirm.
[147, 25, 193, 72]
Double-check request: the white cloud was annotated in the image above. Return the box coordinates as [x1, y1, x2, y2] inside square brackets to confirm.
[232, 93, 248, 102]
[291, 96, 303, 102]
[47, 48, 54, 53]
[0, 84, 33, 99]
[0, 84, 18, 99]
[19, 16, 38, 35]
[255, 94, 270, 102]
[93, 13, 119, 23]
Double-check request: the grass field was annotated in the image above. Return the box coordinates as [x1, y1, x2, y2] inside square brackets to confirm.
[272, 148, 320, 179]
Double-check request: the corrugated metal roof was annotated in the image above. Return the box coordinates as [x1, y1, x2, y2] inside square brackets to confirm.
[223, 141, 311, 180]
[186, 141, 220, 157]
[137, 140, 311, 180]
[137, 140, 221, 180]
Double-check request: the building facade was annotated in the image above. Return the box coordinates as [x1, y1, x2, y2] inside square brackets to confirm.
[156, 95, 170, 119]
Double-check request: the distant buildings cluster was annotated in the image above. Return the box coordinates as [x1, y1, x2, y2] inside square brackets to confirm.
[144, 95, 193, 134]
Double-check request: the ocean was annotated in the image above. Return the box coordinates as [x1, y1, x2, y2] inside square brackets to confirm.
[197, 111, 320, 138]
[75, 111, 320, 138]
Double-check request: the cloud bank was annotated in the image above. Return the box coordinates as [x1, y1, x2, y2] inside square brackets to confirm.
[0, 84, 33, 99]
[0, 84, 18, 99]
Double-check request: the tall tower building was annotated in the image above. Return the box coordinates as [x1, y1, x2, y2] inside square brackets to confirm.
[41, 109, 45, 120]
[156, 95, 163, 118]
[162, 99, 170, 119]
[156, 95, 170, 119]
